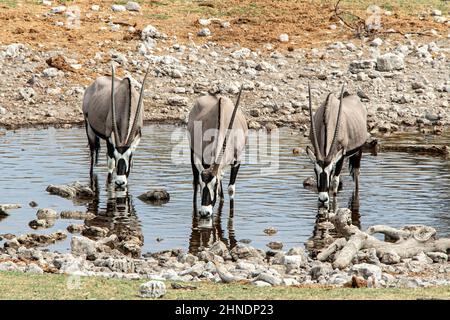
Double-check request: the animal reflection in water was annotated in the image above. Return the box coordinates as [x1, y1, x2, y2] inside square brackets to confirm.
[84, 175, 144, 257]
[306, 191, 361, 257]
[189, 203, 237, 255]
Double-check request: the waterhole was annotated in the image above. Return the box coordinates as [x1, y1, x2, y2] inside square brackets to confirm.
[0, 125, 449, 254]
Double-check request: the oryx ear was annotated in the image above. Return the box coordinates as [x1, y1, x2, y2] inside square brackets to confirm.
[306, 146, 316, 163]
[331, 148, 345, 164]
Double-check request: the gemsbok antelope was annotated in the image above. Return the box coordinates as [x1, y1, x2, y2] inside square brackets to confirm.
[306, 84, 369, 207]
[82, 65, 149, 188]
[188, 89, 248, 217]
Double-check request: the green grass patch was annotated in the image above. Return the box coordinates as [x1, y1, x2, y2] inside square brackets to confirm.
[0, 0, 77, 8]
[1, 271, 450, 300]
[0, 0, 17, 8]
[114, 0, 129, 5]
[219, 3, 265, 18]
[148, 0, 170, 6]
[145, 13, 171, 20]
[320, 0, 447, 14]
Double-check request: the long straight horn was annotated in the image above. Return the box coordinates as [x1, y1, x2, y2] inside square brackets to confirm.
[213, 86, 243, 173]
[111, 64, 120, 146]
[126, 66, 150, 145]
[308, 83, 322, 160]
[327, 84, 345, 160]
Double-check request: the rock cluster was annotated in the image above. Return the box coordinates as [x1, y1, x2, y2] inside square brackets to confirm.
[1, 232, 449, 289]
[1, 19, 448, 134]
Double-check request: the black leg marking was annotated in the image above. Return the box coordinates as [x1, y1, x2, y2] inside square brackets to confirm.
[229, 161, 240, 186]
[85, 120, 100, 180]
[190, 149, 199, 211]
[106, 139, 115, 159]
[349, 148, 363, 193]
[94, 135, 100, 165]
[219, 180, 224, 203]
[332, 155, 345, 196]
[106, 140, 115, 185]
[334, 156, 344, 177]
[228, 161, 240, 203]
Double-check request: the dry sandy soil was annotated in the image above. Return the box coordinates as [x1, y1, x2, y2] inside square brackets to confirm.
[0, 0, 448, 131]
[1, 0, 447, 83]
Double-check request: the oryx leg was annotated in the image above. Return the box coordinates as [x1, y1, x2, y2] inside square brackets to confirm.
[331, 156, 345, 196]
[349, 148, 363, 194]
[228, 161, 241, 201]
[85, 119, 100, 181]
[219, 179, 224, 204]
[106, 139, 116, 184]
[190, 149, 202, 209]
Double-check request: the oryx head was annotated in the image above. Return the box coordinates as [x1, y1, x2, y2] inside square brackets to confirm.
[306, 83, 345, 207]
[199, 87, 243, 217]
[110, 64, 149, 188]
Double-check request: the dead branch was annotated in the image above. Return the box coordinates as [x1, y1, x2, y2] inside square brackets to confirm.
[333, 0, 367, 36]
[317, 237, 347, 261]
[322, 208, 450, 269]
[379, 144, 450, 158]
[332, 0, 435, 38]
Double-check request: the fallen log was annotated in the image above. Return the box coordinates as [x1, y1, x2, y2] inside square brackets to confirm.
[321, 208, 450, 269]
[379, 144, 450, 158]
[317, 238, 347, 262]
[345, 138, 448, 158]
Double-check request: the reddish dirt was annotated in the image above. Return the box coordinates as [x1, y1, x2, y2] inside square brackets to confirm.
[0, 1, 446, 85]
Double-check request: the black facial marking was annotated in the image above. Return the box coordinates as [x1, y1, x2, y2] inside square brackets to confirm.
[201, 170, 214, 183]
[200, 169, 217, 207]
[201, 187, 211, 206]
[315, 160, 333, 193]
[116, 146, 130, 154]
[319, 171, 328, 192]
[117, 158, 127, 176]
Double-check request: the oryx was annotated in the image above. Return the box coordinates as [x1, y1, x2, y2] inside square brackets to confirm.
[187, 89, 248, 217]
[306, 84, 369, 207]
[82, 65, 149, 188]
